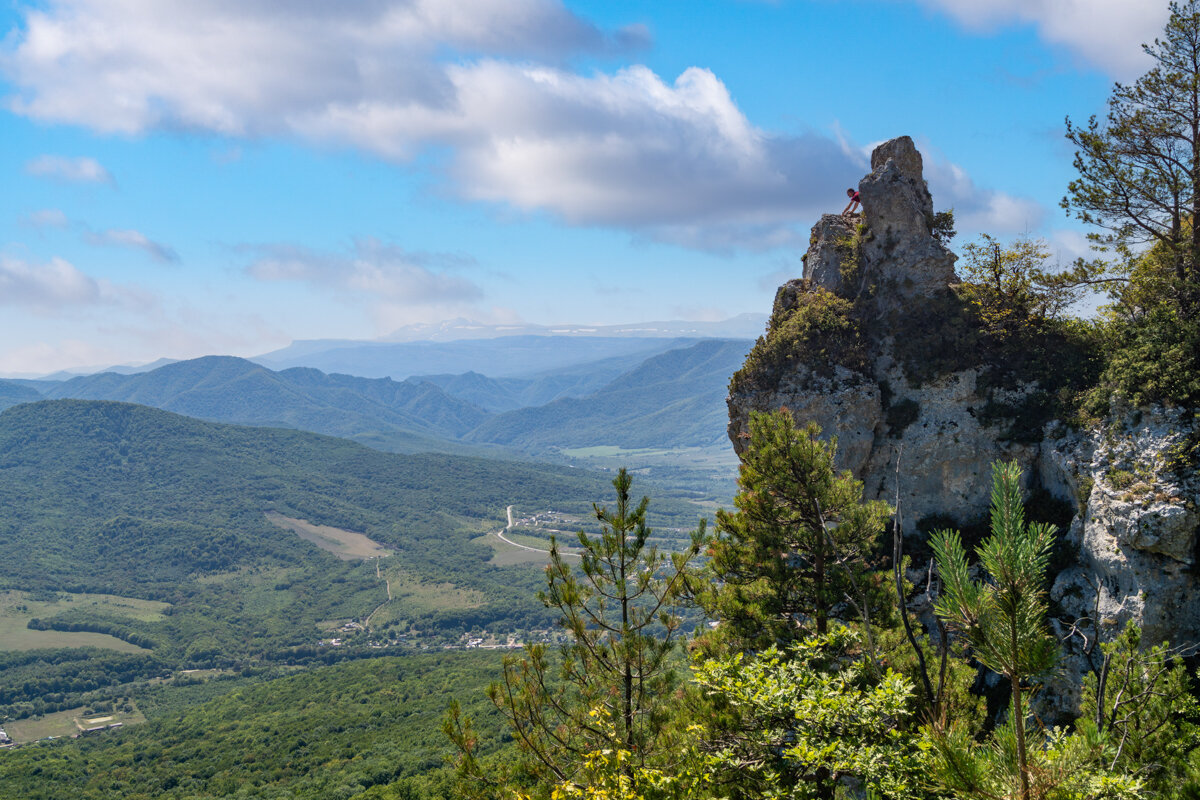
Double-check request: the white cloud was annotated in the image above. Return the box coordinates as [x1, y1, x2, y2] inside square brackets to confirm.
[922, 153, 1046, 236]
[0, 255, 143, 310]
[21, 208, 70, 228]
[297, 61, 864, 248]
[83, 228, 180, 264]
[909, 0, 1167, 79]
[1, 0, 859, 250]
[1, 0, 1046, 251]
[24, 154, 114, 184]
[2, 0, 639, 135]
[245, 239, 482, 305]
[438, 63, 862, 248]
[15, 208, 180, 262]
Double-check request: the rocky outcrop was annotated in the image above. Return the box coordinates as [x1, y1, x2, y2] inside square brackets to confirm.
[729, 136, 1037, 532]
[860, 137, 958, 299]
[728, 134, 1200, 712]
[1048, 407, 1200, 644]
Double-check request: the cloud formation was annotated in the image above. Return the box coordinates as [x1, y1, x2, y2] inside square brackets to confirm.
[24, 154, 114, 184]
[83, 228, 180, 264]
[16, 208, 180, 263]
[923, 155, 1045, 236]
[3, 0, 641, 135]
[2, 0, 1034, 250]
[909, 0, 1167, 79]
[245, 239, 482, 305]
[0, 255, 137, 310]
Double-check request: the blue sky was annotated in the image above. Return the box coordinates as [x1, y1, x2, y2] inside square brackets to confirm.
[0, 0, 1168, 375]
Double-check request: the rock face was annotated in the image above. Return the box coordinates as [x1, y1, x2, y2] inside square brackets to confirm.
[859, 138, 958, 299]
[728, 134, 1200, 711]
[730, 136, 1036, 532]
[1048, 407, 1200, 644]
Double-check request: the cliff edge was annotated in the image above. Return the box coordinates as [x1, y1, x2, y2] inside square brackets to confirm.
[727, 136, 1200, 702]
[729, 135, 1038, 532]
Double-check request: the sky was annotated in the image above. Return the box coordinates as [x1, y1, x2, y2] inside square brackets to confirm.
[0, 0, 1171, 376]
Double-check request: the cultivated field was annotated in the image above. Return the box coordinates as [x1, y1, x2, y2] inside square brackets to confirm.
[265, 512, 393, 560]
[0, 590, 166, 653]
[364, 563, 486, 630]
[4, 703, 147, 744]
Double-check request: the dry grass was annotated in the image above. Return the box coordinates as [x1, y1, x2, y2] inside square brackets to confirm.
[265, 512, 393, 560]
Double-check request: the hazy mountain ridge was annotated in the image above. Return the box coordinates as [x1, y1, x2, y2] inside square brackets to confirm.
[465, 339, 753, 451]
[38, 356, 489, 454]
[0, 380, 42, 411]
[376, 313, 768, 342]
[413, 347, 662, 412]
[253, 334, 709, 380]
[11, 338, 754, 458]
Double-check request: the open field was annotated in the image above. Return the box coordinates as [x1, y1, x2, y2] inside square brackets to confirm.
[558, 444, 737, 470]
[4, 703, 147, 744]
[0, 590, 166, 653]
[364, 564, 487, 629]
[265, 512, 393, 560]
[478, 532, 551, 566]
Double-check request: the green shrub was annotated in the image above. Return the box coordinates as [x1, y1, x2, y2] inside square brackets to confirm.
[1084, 304, 1200, 411]
[730, 286, 865, 393]
[1106, 469, 1135, 490]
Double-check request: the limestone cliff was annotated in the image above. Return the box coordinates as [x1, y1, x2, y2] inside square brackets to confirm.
[729, 135, 1044, 533]
[727, 136, 1200, 692]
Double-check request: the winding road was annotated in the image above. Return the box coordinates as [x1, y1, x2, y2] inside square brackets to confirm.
[494, 505, 580, 558]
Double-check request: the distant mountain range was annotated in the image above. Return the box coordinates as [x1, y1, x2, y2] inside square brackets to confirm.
[0, 336, 755, 460]
[3, 315, 766, 382]
[253, 335, 716, 380]
[465, 340, 749, 450]
[375, 314, 768, 342]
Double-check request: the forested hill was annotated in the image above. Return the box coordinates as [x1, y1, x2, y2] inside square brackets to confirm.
[466, 339, 752, 450]
[0, 399, 709, 722]
[37, 355, 491, 455]
[0, 339, 754, 461]
[0, 399, 614, 601]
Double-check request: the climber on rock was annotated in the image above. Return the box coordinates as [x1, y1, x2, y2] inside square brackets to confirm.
[841, 187, 861, 218]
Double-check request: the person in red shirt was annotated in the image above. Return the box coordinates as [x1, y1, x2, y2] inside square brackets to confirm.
[842, 187, 861, 217]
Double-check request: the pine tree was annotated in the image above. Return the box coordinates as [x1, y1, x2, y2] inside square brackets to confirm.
[1064, 0, 1200, 317]
[927, 461, 1059, 800]
[700, 409, 891, 654]
[447, 469, 704, 796]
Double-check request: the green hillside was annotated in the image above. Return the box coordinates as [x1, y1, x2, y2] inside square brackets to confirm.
[42, 356, 493, 455]
[465, 339, 751, 451]
[0, 399, 597, 596]
[0, 652, 509, 800]
[0, 400, 646, 717]
[0, 379, 42, 412]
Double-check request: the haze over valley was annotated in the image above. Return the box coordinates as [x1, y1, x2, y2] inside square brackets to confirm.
[3, 1, 1197, 798]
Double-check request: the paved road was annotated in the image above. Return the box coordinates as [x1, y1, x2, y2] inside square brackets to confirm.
[496, 505, 579, 558]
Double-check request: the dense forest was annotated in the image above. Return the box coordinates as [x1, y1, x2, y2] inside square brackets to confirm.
[0, 653, 509, 799]
[0, 399, 705, 719]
